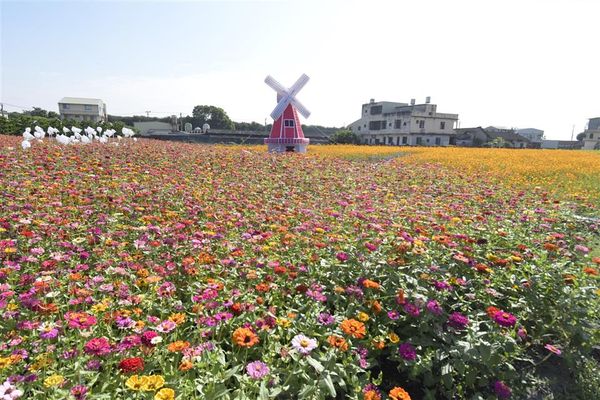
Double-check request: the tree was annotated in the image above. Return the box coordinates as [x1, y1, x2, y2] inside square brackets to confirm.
[330, 129, 360, 144]
[24, 107, 49, 118]
[192, 105, 234, 130]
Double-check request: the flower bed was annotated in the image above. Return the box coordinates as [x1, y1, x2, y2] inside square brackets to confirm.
[0, 136, 598, 399]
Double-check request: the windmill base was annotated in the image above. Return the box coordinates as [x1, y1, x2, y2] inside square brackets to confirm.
[265, 138, 309, 154]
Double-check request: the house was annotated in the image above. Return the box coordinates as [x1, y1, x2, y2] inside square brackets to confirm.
[581, 117, 600, 150]
[541, 140, 583, 150]
[349, 98, 458, 146]
[58, 97, 107, 123]
[454, 127, 530, 148]
[516, 128, 544, 146]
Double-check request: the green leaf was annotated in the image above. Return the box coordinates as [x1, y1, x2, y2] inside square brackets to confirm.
[306, 356, 325, 373]
[321, 373, 336, 397]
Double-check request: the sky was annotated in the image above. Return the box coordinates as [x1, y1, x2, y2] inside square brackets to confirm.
[1, 0, 599, 139]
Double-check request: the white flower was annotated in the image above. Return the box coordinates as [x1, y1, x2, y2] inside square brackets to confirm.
[291, 334, 318, 355]
[0, 380, 23, 399]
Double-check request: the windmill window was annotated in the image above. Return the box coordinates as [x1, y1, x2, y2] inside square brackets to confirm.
[440, 122, 446, 129]
[284, 120, 295, 127]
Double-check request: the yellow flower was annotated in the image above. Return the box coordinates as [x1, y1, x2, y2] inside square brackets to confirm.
[0, 357, 13, 369]
[276, 317, 291, 328]
[144, 375, 165, 391]
[388, 332, 400, 344]
[155, 388, 175, 400]
[126, 375, 149, 391]
[44, 374, 65, 388]
[357, 312, 370, 322]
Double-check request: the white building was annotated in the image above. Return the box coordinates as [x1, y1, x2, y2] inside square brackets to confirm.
[516, 128, 544, 144]
[133, 121, 174, 135]
[58, 97, 107, 123]
[581, 117, 600, 150]
[349, 98, 458, 146]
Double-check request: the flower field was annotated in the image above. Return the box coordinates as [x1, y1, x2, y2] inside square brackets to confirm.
[0, 135, 599, 400]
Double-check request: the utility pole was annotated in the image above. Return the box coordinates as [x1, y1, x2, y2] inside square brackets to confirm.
[0, 103, 4, 118]
[570, 125, 575, 141]
[145, 111, 151, 117]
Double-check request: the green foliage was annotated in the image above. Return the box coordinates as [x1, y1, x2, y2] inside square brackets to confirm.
[0, 112, 135, 135]
[192, 105, 235, 130]
[330, 129, 360, 144]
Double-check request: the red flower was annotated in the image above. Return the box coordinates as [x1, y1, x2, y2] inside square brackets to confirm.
[84, 337, 111, 356]
[118, 357, 145, 373]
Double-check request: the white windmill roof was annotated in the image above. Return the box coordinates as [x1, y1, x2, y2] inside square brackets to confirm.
[59, 97, 105, 105]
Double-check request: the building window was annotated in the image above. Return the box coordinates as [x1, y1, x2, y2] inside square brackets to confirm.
[394, 120, 402, 129]
[589, 133, 594, 139]
[435, 137, 441, 145]
[403, 122, 407, 126]
[402, 136, 407, 144]
[358, 126, 361, 131]
[426, 138, 430, 143]
[284, 119, 295, 127]
[416, 137, 422, 145]
[84, 105, 92, 111]
[62, 104, 70, 109]
[419, 120, 425, 129]
[370, 105, 383, 115]
[369, 121, 386, 130]
[440, 122, 445, 130]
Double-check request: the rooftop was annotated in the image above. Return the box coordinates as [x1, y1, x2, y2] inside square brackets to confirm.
[58, 97, 104, 105]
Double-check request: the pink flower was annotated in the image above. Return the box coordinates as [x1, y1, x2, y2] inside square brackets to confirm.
[336, 252, 349, 262]
[83, 337, 111, 356]
[493, 311, 517, 328]
[544, 344, 561, 356]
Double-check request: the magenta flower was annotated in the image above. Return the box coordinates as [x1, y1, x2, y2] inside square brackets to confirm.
[83, 337, 111, 356]
[246, 361, 270, 380]
[398, 343, 417, 361]
[403, 302, 420, 317]
[493, 380, 512, 399]
[544, 344, 562, 355]
[426, 299, 443, 316]
[448, 312, 469, 330]
[336, 252, 349, 262]
[493, 311, 517, 328]
[318, 313, 335, 325]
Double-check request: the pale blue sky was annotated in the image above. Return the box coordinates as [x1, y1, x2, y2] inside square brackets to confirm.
[1, 0, 599, 139]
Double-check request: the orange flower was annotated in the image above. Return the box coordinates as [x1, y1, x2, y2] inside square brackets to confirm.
[371, 340, 385, 350]
[362, 279, 380, 290]
[167, 341, 190, 352]
[340, 319, 366, 339]
[389, 386, 411, 400]
[364, 389, 382, 400]
[370, 300, 382, 314]
[486, 306, 500, 318]
[327, 335, 349, 351]
[232, 327, 259, 348]
[178, 360, 193, 371]
[168, 313, 186, 325]
[583, 267, 598, 276]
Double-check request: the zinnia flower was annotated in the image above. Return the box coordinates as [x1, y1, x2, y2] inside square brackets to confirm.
[83, 337, 111, 356]
[398, 343, 417, 361]
[246, 361, 270, 379]
[118, 357, 145, 374]
[493, 311, 517, 328]
[389, 386, 411, 400]
[340, 319, 366, 339]
[154, 388, 175, 400]
[291, 334, 317, 355]
[0, 379, 23, 399]
[232, 327, 259, 348]
[493, 380, 512, 399]
[447, 312, 469, 330]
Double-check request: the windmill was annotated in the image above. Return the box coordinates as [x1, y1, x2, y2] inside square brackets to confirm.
[264, 74, 311, 153]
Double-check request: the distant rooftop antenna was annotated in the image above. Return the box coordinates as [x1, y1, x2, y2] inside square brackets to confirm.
[410, 99, 415, 105]
[425, 96, 431, 104]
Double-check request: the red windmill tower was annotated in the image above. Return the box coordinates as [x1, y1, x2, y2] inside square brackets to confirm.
[264, 74, 311, 153]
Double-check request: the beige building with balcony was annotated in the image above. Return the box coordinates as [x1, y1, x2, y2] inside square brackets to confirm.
[349, 98, 458, 146]
[581, 117, 600, 150]
[58, 97, 107, 122]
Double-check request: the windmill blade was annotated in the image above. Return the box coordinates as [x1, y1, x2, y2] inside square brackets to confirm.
[291, 98, 311, 119]
[270, 95, 291, 120]
[264, 75, 288, 96]
[288, 73, 310, 97]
